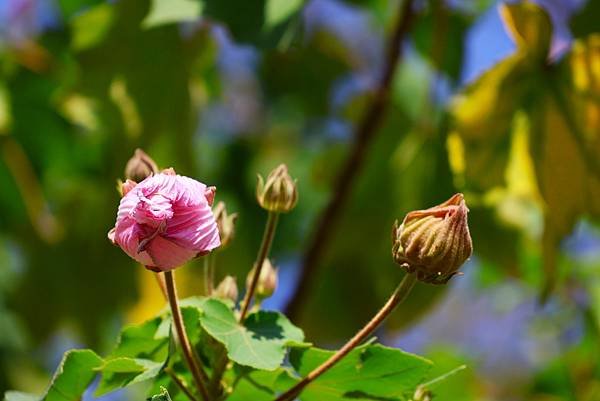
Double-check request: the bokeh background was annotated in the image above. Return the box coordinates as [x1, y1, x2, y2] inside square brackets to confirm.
[1, 0, 599, 400]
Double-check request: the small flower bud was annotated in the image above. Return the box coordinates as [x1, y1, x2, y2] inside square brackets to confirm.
[124, 148, 158, 182]
[213, 201, 238, 249]
[246, 258, 278, 300]
[214, 276, 239, 303]
[256, 164, 298, 213]
[392, 193, 472, 285]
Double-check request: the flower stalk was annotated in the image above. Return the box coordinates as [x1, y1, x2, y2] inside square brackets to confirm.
[239, 211, 279, 321]
[164, 270, 211, 401]
[203, 254, 216, 295]
[273, 272, 418, 401]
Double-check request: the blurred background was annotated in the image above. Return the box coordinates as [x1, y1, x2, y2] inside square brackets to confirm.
[0, 0, 599, 400]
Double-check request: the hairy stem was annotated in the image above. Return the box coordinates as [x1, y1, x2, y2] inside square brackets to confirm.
[164, 270, 212, 401]
[274, 273, 418, 401]
[285, 0, 416, 319]
[239, 212, 279, 321]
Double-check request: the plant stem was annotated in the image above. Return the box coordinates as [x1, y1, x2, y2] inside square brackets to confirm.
[203, 255, 215, 295]
[208, 347, 229, 398]
[285, 0, 416, 320]
[165, 367, 200, 401]
[274, 273, 418, 401]
[155, 272, 168, 300]
[239, 212, 279, 321]
[164, 270, 212, 401]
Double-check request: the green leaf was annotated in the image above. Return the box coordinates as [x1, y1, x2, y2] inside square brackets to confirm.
[227, 368, 288, 401]
[288, 343, 432, 401]
[142, 0, 203, 29]
[43, 349, 103, 401]
[411, 5, 470, 81]
[110, 316, 169, 360]
[265, 0, 302, 28]
[95, 357, 164, 396]
[202, 0, 266, 43]
[199, 298, 304, 370]
[3, 392, 39, 401]
[70, 3, 115, 51]
[570, 0, 600, 38]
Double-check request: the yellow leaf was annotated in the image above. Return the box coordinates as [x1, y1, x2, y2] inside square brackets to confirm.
[450, 54, 529, 190]
[499, 1, 552, 59]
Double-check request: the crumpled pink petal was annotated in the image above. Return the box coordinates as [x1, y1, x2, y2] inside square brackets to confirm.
[109, 172, 221, 271]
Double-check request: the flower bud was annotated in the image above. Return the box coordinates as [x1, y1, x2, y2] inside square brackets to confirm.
[392, 193, 472, 285]
[256, 164, 298, 213]
[124, 148, 158, 182]
[109, 172, 220, 271]
[246, 258, 278, 300]
[214, 276, 239, 303]
[213, 201, 238, 249]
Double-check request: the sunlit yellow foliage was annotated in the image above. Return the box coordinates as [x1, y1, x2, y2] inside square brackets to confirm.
[449, 2, 600, 297]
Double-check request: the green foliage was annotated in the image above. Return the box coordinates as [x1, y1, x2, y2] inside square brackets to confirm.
[199, 298, 305, 370]
[3, 392, 39, 401]
[449, 1, 600, 298]
[288, 344, 432, 401]
[2, 0, 600, 400]
[265, 0, 303, 28]
[1, 296, 447, 401]
[142, 0, 203, 29]
[110, 316, 169, 360]
[10, 350, 104, 401]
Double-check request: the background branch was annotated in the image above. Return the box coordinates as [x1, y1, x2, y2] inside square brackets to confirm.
[285, 0, 417, 319]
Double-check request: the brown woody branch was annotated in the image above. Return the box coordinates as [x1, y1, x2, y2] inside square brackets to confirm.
[285, 0, 417, 319]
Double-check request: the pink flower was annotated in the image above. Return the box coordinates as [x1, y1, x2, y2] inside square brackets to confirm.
[109, 171, 221, 271]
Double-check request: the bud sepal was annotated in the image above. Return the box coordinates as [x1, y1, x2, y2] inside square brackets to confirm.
[256, 164, 298, 213]
[392, 193, 473, 285]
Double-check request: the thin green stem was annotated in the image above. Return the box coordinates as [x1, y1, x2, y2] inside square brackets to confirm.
[239, 212, 279, 321]
[420, 364, 466, 388]
[165, 367, 200, 401]
[164, 270, 212, 401]
[274, 273, 418, 401]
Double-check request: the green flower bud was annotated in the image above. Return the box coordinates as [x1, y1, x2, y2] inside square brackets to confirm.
[124, 148, 158, 182]
[214, 276, 239, 303]
[392, 193, 473, 285]
[213, 201, 238, 249]
[256, 164, 298, 213]
[246, 258, 278, 300]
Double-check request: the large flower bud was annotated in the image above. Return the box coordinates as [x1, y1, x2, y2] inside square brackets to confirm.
[392, 193, 472, 285]
[246, 258, 278, 300]
[108, 171, 220, 271]
[256, 164, 298, 213]
[124, 148, 158, 182]
[213, 201, 238, 249]
[214, 276, 239, 303]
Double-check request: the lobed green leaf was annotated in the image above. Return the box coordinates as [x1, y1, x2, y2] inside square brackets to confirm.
[44, 349, 103, 401]
[95, 357, 164, 396]
[287, 343, 432, 401]
[199, 298, 305, 370]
